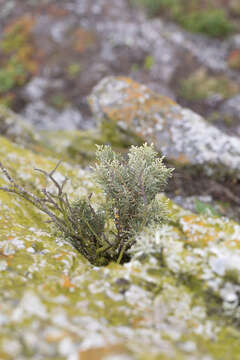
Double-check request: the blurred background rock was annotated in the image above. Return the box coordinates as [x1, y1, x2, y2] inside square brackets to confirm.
[0, 0, 239, 133]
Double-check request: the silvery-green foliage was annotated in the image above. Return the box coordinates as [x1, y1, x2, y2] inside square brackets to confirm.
[0, 144, 173, 265]
[95, 144, 173, 249]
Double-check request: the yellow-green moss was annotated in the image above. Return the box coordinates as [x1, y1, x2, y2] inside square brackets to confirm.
[178, 68, 240, 102]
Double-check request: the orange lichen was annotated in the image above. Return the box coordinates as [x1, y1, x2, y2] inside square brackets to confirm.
[61, 274, 76, 289]
[99, 77, 176, 138]
[73, 28, 96, 53]
[181, 215, 217, 245]
[3, 15, 35, 47]
[79, 344, 127, 360]
[0, 251, 13, 265]
[228, 49, 240, 70]
[47, 5, 69, 17]
[224, 239, 240, 249]
[174, 153, 190, 165]
[55, 251, 68, 260]
[0, 15, 41, 105]
[45, 332, 66, 343]
[131, 315, 148, 328]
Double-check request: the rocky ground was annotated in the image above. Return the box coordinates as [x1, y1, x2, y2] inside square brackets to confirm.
[1, 1, 240, 359]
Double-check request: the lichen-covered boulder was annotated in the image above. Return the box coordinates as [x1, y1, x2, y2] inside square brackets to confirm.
[89, 76, 240, 179]
[2, 135, 240, 359]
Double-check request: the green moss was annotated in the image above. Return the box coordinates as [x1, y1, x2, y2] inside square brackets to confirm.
[100, 119, 143, 149]
[224, 269, 240, 284]
[144, 55, 155, 70]
[66, 131, 101, 162]
[195, 199, 219, 217]
[48, 93, 70, 110]
[0, 60, 26, 94]
[66, 63, 82, 78]
[177, 272, 204, 294]
[178, 69, 239, 101]
[131, 0, 180, 18]
[42, 124, 142, 164]
[181, 10, 235, 37]
[131, 63, 140, 72]
[228, 49, 240, 70]
[202, 327, 240, 360]
[132, 0, 235, 37]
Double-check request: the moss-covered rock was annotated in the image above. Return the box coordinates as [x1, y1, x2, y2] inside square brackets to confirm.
[2, 135, 240, 358]
[42, 122, 142, 164]
[41, 129, 99, 163]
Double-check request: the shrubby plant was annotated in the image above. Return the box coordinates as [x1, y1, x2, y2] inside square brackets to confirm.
[0, 144, 173, 266]
[132, 0, 234, 37]
[181, 10, 235, 38]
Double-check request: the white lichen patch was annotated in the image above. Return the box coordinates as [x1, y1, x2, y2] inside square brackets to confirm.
[0, 260, 8, 271]
[132, 198, 240, 324]
[11, 291, 47, 322]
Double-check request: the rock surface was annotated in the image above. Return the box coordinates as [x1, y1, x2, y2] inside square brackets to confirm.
[89, 76, 240, 179]
[0, 106, 39, 146]
[1, 131, 240, 359]
[220, 94, 240, 126]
